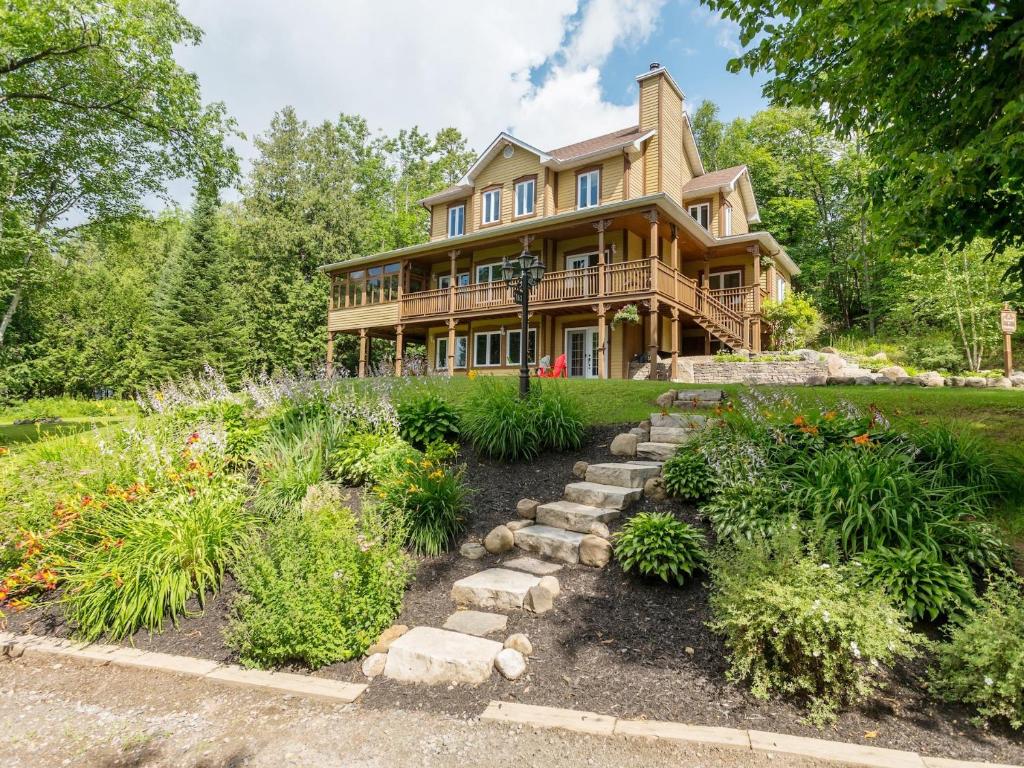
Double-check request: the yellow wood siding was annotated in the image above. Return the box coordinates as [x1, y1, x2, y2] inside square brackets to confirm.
[640, 77, 659, 195]
[470, 146, 544, 230]
[603, 157, 625, 203]
[555, 158, 625, 214]
[430, 204, 447, 240]
[659, 80, 684, 200]
[328, 302, 399, 332]
[725, 188, 750, 235]
[627, 154, 644, 199]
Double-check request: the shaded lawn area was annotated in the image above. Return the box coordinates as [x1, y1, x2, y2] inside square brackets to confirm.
[0, 416, 126, 447]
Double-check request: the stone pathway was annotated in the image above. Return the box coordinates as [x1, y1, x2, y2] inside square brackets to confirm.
[369, 394, 715, 688]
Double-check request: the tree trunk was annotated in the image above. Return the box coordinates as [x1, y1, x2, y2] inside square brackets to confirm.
[0, 249, 32, 348]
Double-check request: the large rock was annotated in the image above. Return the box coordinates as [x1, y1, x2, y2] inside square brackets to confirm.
[609, 433, 638, 458]
[524, 583, 555, 614]
[965, 376, 988, 388]
[585, 462, 660, 489]
[948, 376, 966, 387]
[823, 353, 848, 377]
[536, 500, 618, 533]
[564, 481, 642, 510]
[516, 498, 540, 520]
[805, 374, 828, 387]
[1012, 373, 1024, 387]
[514, 525, 585, 564]
[879, 365, 908, 381]
[655, 390, 676, 409]
[572, 461, 589, 479]
[579, 535, 612, 568]
[916, 371, 946, 387]
[504, 633, 533, 656]
[451, 568, 541, 611]
[361, 653, 387, 678]
[650, 413, 705, 429]
[854, 376, 876, 386]
[383, 626, 502, 685]
[367, 624, 409, 655]
[636, 442, 677, 461]
[442, 610, 508, 637]
[538, 575, 560, 598]
[502, 556, 563, 576]
[792, 348, 820, 362]
[644, 475, 668, 502]
[484, 525, 514, 554]
[649, 427, 694, 445]
[506, 519, 533, 532]
[827, 376, 857, 386]
[628, 426, 650, 441]
[494, 648, 527, 680]
[992, 377, 1013, 389]
[460, 542, 486, 560]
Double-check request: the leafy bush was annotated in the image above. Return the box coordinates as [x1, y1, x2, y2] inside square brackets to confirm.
[761, 293, 824, 350]
[228, 484, 410, 669]
[931, 576, 1024, 729]
[903, 335, 965, 373]
[252, 429, 328, 518]
[534, 382, 585, 452]
[375, 454, 469, 555]
[397, 392, 459, 449]
[461, 378, 541, 461]
[662, 450, 715, 501]
[857, 546, 974, 621]
[333, 432, 418, 487]
[701, 480, 783, 544]
[709, 532, 918, 726]
[613, 512, 706, 586]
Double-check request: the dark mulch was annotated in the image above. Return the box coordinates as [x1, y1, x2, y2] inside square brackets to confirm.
[5, 423, 1023, 763]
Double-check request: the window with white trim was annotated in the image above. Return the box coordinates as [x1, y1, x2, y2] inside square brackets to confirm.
[776, 275, 787, 301]
[437, 272, 469, 289]
[688, 203, 710, 230]
[482, 188, 501, 225]
[447, 204, 465, 237]
[723, 204, 733, 236]
[577, 169, 600, 209]
[435, 335, 468, 370]
[514, 178, 535, 217]
[475, 262, 503, 283]
[473, 331, 503, 367]
[506, 328, 537, 366]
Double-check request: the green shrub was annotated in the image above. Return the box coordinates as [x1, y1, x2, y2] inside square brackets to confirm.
[461, 378, 541, 461]
[911, 424, 1023, 503]
[332, 432, 419, 487]
[760, 293, 823, 350]
[60, 471, 253, 641]
[662, 450, 715, 501]
[709, 533, 919, 726]
[701, 480, 782, 544]
[228, 485, 410, 669]
[903, 335, 965, 373]
[375, 454, 469, 555]
[252, 429, 328, 518]
[857, 546, 974, 621]
[613, 512, 706, 586]
[534, 382, 585, 452]
[931, 576, 1024, 729]
[397, 392, 459, 449]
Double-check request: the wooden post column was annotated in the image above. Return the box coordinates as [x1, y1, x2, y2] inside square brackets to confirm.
[647, 298, 659, 379]
[751, 247, 762, 352]
[446, 319, 456, 376]
[358, 328, 368, 378]
[671, 308, 680, 382]
[594, 218, 611, 295]
[596, 302, 607, 380]
[702, 253, 712, 354]
[394, 325, 404, 377]
[645, 209, 659, 260]
[326, 330, 335, 376]
[670, 225, 679, 271]
[448, 250, 460, 313]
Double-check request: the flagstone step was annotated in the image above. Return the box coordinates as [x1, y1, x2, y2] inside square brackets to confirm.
[650, 412, 707, 428]
[536, 500, 618, 533]
[502, 556, 563, 576]
[636, 442, 678, 461]
[383, 626, 502, 685]
[584, 462, 661, 489]
[514, 524, 587, 564]
[649, 427, 695, 445]
[564, 481, 642, 510]
[451, 568, 542, 611]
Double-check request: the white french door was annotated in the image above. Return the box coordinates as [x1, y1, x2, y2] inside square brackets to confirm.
[565, 326, 600, 379]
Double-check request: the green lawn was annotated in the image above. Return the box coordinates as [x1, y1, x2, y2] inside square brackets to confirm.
[0, 416, 127, 447]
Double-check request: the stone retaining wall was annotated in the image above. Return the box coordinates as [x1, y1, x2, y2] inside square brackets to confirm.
[675, 358, 828, 385]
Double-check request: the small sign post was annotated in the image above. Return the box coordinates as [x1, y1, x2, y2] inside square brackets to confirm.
[1001, 303, 1017, 378]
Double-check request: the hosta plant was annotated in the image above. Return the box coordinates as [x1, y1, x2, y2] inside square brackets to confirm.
[701, 479, 782, 544]
[397, 392, 459, 449]
[613, 512, 707, 586]
[857, 546, 975, 622]
[662, 450, 715, 501]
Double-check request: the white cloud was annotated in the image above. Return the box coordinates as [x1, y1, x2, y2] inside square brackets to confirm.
[689, 4, 743, 56]
[173, 0, 666, 194]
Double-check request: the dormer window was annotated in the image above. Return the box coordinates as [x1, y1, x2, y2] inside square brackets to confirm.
[447, 204, 465, 237]
[688, 202, 710, 230]
[577, 169, 600, 209]
[482, 187, 501, 225]
[514, 177, 535, 217]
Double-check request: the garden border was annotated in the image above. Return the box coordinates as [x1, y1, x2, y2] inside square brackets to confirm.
[0, 631, 366, 704]
[479, 702, 1022, 768]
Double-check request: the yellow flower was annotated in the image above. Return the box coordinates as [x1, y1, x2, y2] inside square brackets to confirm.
[420, 459, 432, 469]
[428, 470, 444, 480]
[408, 484, 421, 493]
[467, 370, 478, 380]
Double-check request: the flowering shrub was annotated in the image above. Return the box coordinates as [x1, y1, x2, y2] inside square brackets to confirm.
[228, 484, 410, 669]
[930, 576, 1024, 730]
[709, 531, 918, 726]
[613, 512, 706, 586]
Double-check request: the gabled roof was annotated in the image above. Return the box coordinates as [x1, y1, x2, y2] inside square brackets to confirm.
[680, 111, 706, 177]
[461, 132, 551, 184]
[546, 125, 650, 163]
[682, 165, 761, 224]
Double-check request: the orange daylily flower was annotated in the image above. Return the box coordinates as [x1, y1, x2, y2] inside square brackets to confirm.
[792, 415, 807, 427]
[823, 410, 837, 421]
[799, 425, 820, 436]
[853, 433, 871, 446]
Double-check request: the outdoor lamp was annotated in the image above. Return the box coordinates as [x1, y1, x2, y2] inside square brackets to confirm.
[503, 246, 546, 398]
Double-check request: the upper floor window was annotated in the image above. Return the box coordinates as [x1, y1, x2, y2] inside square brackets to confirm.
[482, 188, 501, 225]
[688, 202, 710, 230]
[447, 204, 465, 237]
[723, 204, 733, 236]
[776, 275, 787, 301]
[514, 178, 535, 217]
[331, 262, 401, 308]
[577, 169, 600, 209]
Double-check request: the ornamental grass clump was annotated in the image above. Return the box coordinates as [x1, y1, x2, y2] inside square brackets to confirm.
[613, 512, 706, 586]
[708, 531, 918, 727]
[228, 484, 411, 669]
[930, 576, 1024, 730]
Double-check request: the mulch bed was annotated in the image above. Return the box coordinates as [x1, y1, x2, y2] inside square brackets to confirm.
[5, 423, 1023, 763]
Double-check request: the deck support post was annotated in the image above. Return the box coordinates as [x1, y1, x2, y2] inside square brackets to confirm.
[597, 302, 607, 380]
[670, 225, 679, 272]
[647, 298, 659, 379]
[645, 209, 659, 260]
[704, 332, 712, 355]
[446, 319, 456, 376]
[594, 218, 611, 295]
[358, 328, 368, 378]
[448, 249, 460, 314]
[751, 246, 762, 353]
[326, 330, 335, 377]
[394, 324, 404, 377]
[671, 308, 679, 382]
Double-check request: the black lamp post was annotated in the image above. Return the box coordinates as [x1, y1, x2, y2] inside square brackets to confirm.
[502, 246, 546, 398]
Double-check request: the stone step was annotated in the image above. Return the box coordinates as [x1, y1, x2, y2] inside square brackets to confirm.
[636, 442, 678, 461]
[451, 568, 541, 611]
[383, 626, 502, 685]
[585, 462, 660, 489]
[628, 460, 664, 468]
[514, 525, 586, 564]
[649, 426, 695, 445]
[564, 481, 642, 510]
[650, 413, 706, 429]
[536, 500, 619, 533]
[502, 556, 563, 576]
[442, 610, 508, 637]
[675, 389, 723, 402]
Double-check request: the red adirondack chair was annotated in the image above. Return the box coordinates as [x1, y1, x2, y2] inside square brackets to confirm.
[539, 353, 567, 378]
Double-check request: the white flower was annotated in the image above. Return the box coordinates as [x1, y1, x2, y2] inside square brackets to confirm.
[849, 641, 861, 659]
[819, 563, 831, 569]
[984, 677, 994, 687]
[822, 610, 831, 623]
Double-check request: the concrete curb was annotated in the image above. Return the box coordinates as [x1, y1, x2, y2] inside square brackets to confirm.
[479, 701, 1021, 768]
[0, 632, 365, 704]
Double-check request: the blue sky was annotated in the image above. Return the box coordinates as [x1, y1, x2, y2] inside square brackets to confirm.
[171, 0, 768, 203]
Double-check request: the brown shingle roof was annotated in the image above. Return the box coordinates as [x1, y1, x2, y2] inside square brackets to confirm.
[547, 125, 645, 161]
[681, 165, 746, 195]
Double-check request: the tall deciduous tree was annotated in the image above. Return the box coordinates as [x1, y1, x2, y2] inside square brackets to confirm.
[0, 0, 237, 348]
[704, 0, 1024, 290]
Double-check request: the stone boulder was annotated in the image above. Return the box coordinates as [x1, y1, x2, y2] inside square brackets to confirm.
[610, 433, 638, 458]
[792, 348, 820, 362]
[827, 376, 856, 386]
[854, 376, 875, 386]
[948, 376, 966, 387]
[965, 376, 987, 388]
[628, 426, 650, 441]
[504, 633, 533, 656]
[484, 525, 514, 554]
[538, 575, 560, 598]
[494, 648, 527, 680]
[506, 519, 533, 532]
[879, 365, 908, 381]
[383, 627, 502, 685]
[516, 498, 540, 519]
[367, 624, 409, 655]
[1011, 373, 1024, 387]
[805, 374, 828, 387]
[525, 582, 555, 614]
[916, 371, 946, 387]
[572, 461, 589, 479]
[655, 390, 676, 409]
[820, 346, 839, 354]
[643, 475, 668, 502]
[588, 521, 610, 539]
[361, 653, 387, 678]
[460, 542, 486, 560]
[823, 353, 849, 377]
[992, 377, 1013, 389]
[579, 535, 612, 568]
